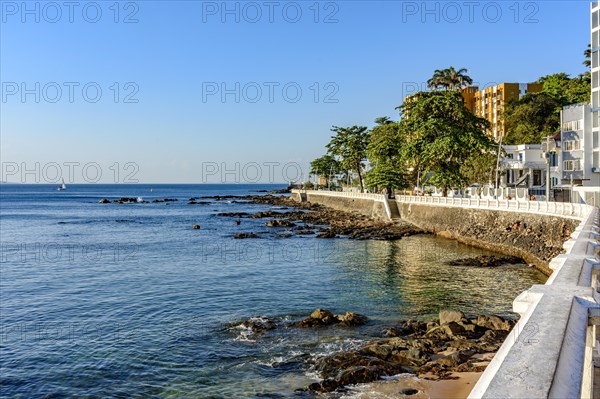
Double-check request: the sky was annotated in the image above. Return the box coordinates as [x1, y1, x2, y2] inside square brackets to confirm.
[0, 0, 594, 183]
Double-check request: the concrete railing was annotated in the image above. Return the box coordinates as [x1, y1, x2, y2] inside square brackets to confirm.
[396, 195, 595, 221]
[469, 207, 600, 399]
[291, 189, 386, 201]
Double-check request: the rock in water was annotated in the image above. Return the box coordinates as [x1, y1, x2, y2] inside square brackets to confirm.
[98, 198, 110, 204]
[439, 310, 465, 325]
[335, 312, 368, 327]
[192, 225, 201, 230]
[296, 309, 367, 328]
[233, 233, 259, 239]
[447, 255, 524, 267]
[266, 219, 296, 227]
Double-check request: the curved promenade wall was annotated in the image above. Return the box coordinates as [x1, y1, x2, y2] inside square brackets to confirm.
[396, 202, 578, 275]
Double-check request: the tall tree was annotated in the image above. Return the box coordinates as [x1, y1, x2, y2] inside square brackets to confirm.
[310, 155, 341, 188]
[584, 43, 592, 68]
[427, 67, 473, 91]
[326, 126, 370, 192]
[460, 151, 498, 189]
[398, 91, 492, 196]
[503, 93, 562, 145]
[537, 73, 590, 106]
[366, 118, 407, 197]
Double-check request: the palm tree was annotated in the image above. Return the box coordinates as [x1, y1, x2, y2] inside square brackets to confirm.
[427, 67, 473, 91]
[584, 44, 591, 68]
[445, 67, 473, 90]
[427, 69, 448, 90]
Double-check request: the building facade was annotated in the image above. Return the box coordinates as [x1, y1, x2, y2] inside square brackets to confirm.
[500, 144, 547, 194]
[461, 83, 543, 141]
[559, 103, 596, 186]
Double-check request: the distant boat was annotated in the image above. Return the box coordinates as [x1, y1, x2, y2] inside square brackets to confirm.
[56, 179, 66, 191]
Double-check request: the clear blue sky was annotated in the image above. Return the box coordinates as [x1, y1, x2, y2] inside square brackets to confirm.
[0, 1, 593, 183]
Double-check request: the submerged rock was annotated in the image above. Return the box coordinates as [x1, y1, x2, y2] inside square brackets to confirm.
[238, 317, 277, 334]
[233, 233, 259, 239]
[266, 219, 296, 227]
[447, 255, 524, 267]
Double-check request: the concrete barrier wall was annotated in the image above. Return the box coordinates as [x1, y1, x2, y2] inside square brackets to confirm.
[295, 191, 389, 220]
[396, 202, 579, 275]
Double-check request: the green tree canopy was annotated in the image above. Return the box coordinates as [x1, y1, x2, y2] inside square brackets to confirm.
[310, 155, 342, 187]
[503, 92, 562, 144]
[427, 67, 473, 91]
[398, 91, 492, 196]
[460, 151, 498, 188]
[326, 125, 370, 192]
[366, 118, 407, 197]
[537, 72, 590, 106]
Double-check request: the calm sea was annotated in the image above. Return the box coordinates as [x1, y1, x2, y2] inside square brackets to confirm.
[0, 184, 545, 398]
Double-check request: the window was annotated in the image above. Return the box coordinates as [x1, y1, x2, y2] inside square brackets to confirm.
[564, 160, 582, 171]
[533, 170, 542, 186]
[594, 151, 600, 169]
[562, 120, 583, 131]
[563, 140, 581, 151]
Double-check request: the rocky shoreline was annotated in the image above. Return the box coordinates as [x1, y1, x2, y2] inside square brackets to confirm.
[209, 194, 425, 240]
[233, 308, 515, 395]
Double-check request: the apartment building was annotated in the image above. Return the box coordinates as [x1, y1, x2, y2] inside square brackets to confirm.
[461, 83, 543, 141]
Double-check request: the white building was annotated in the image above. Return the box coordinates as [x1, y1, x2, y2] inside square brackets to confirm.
[500, 144, 547, 193]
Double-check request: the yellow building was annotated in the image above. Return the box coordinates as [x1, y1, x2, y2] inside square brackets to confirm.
[461, 83, 542, 141]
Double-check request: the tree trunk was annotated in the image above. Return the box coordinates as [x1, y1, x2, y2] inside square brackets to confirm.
[442, 186, 448, 197]
[356, 165, 364, 193]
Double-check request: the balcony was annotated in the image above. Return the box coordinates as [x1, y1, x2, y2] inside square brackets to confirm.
[501, 160, 547, 170]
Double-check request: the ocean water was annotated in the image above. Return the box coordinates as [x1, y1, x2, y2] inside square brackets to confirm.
[0, 184, 546, 398]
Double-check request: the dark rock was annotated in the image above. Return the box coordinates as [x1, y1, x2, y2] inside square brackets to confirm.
[447, 255, 524, 267]
[401, 388, 419, 395]
[98, 198, 110, 204]
[295, 229, 314, 235]
[192, 225, 201, 230]
[317, 229, 337, 238]
[239, 317, 276, 333]
[335, 312, 368, 327]
[474, 315, 514, 331]
[266, 219, 296, 227]
[217, 212, 250, 217]
[251, 211, 284, 219]
[295, 309, 367, 328]
[233, 233, 259, 239]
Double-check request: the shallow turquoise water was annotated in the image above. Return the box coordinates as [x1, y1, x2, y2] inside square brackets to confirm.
[0, 184, 546, 398]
